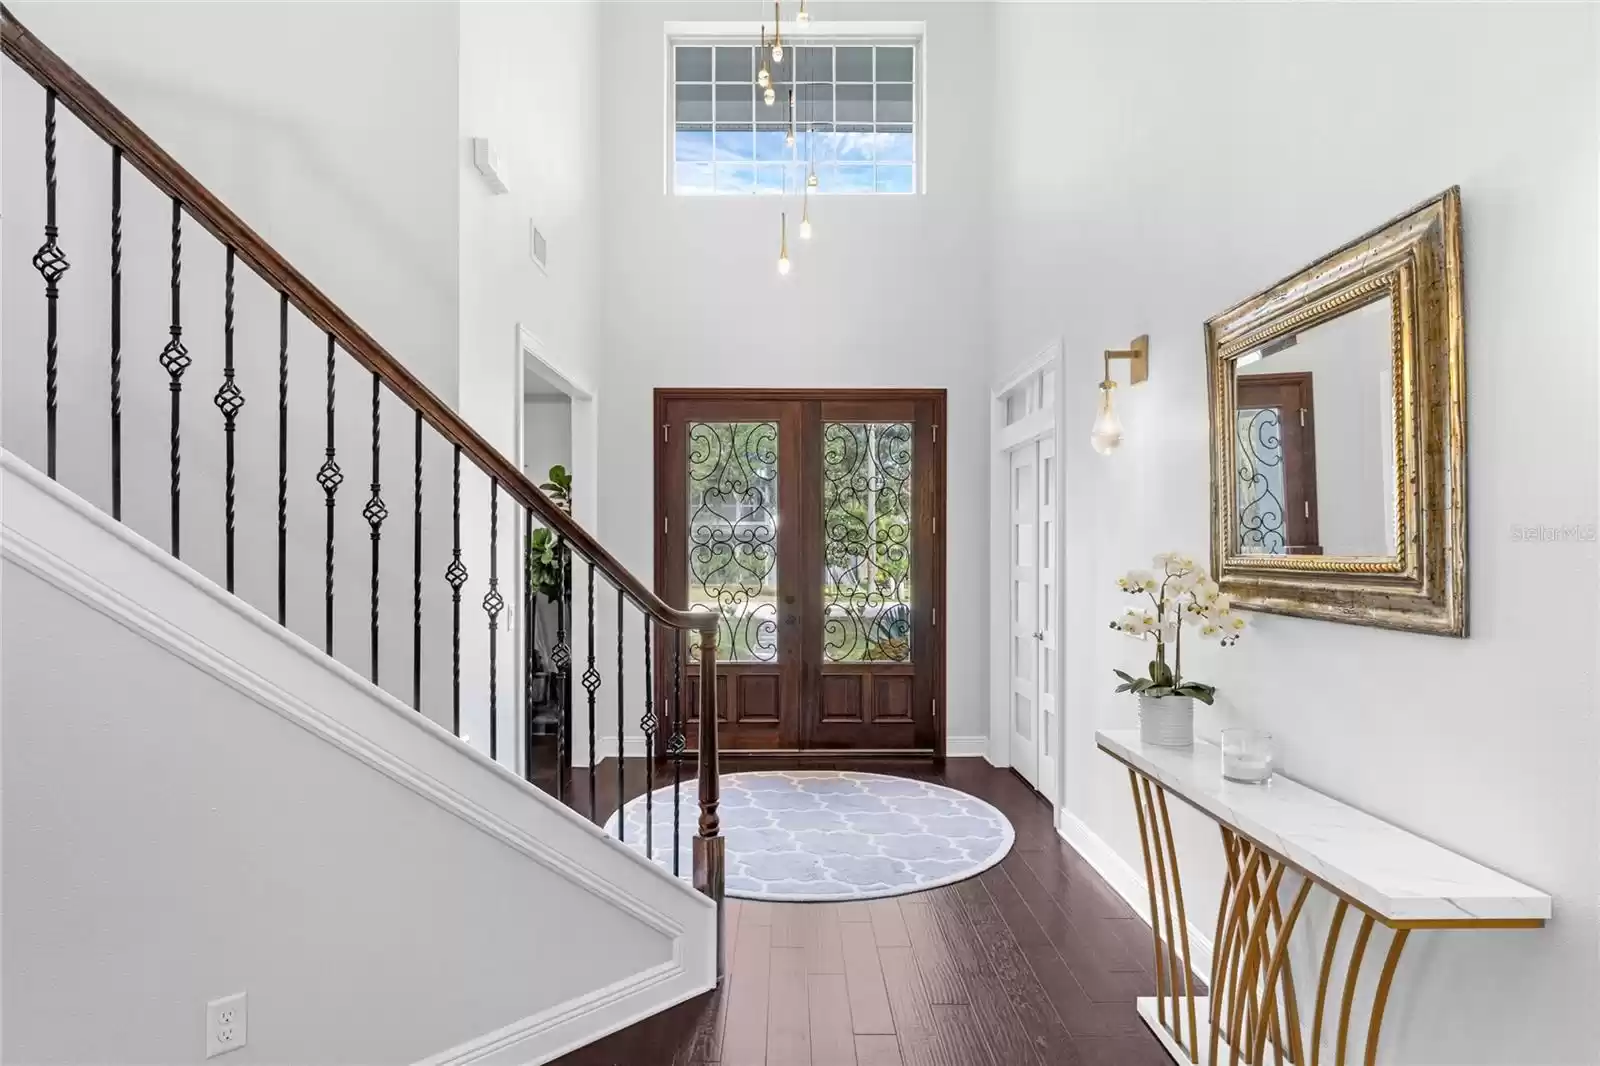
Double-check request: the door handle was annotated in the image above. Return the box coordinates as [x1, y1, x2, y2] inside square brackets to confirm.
[785, 614, 797, 625]
[1034, 631, 1044, 641]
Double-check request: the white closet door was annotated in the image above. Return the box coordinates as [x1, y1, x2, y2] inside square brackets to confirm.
[1036, 436, 1058, 798]
[1008, 443, 1041, 789]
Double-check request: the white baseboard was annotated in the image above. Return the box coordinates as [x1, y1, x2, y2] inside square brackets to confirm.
[593, 736, 650, 760]
[1056, 805, 1214, 982]
[947, 735, 988, 757]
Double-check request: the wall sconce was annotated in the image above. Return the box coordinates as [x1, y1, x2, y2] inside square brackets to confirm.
[1091, 334, 1148, 456]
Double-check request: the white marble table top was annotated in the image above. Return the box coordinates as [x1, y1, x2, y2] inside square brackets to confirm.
[1097, 730, 1551, 925]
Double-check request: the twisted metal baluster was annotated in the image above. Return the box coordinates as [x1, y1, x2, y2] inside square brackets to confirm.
[364, 373, 388, 683]
[671, 633, 684, 875]
[616, 587, 626, 840]
[213, 249, 244, 592]
[524, 504, 536, 783]
[317, 334, 342, 654]
[642, 616, 654, 863]
[109, 148, 122, 516]
[276, 294, 288, 626]
[551, 541, 571, 802]
[583, 558, 601, 822]
[446, 445, 467, 736]
[413, 411, 423, 708]
[160, 200, 191, 556]
[33, 90, 70, 480]
[485, 481, 505, 760]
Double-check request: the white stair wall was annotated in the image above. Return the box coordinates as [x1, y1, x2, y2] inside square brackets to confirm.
[0, 452, 715, 1065]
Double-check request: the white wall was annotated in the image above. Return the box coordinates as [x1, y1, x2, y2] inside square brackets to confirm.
[525, 395, 575, 483]
[1, 455, 715, 1065]
[991, 3, 1598, 1062]
[5, 0, 463, 402]
[595, 0, 994, 746]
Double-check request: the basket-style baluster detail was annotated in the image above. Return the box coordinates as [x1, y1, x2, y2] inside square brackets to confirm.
[551, 641, 571, 670]
[320, 333, 338, 654]
[316, 457, 344, 495]
[161, 199, 189, 557]
[214, 248, 243, 591]
[34, 90, 69, 479]
[445, 557, 469, 591]
[448, 445, 465, 735]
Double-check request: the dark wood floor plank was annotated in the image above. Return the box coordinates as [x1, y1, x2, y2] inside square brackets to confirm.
[877, 947, 940, 1066]
[723, 924, 774, 1066]
[898, 897, 968, 1006]
[841, 914, 895, 1035]
[807, 974, 858, 1066]
[1075, 1033, 1173, 1066]
[929, 1005, 1000, 1066]
[868, 899, 910, 948]
[997, 857, 1151, 999]
[927, 886, 1065, 1066]
[767, 947, 812, 1066]
[853, 1035, 903, 1066]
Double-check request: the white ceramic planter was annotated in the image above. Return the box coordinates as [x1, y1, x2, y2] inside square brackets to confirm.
[1138, 693, 1195, 748]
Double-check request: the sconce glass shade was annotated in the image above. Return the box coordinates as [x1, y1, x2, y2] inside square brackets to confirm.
[1090, 384, 1123, 455]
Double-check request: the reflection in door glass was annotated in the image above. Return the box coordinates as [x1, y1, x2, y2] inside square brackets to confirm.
[1236, 407, 1287, 554]
[688, 422, 779, 661]
[822, 422, 913, 662]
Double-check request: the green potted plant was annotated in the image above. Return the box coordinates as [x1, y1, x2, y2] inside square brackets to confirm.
[527, 465, 573, 681]
[1109, 552, 1245, 747]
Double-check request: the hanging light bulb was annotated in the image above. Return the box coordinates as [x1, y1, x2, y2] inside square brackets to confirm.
[786, 90, 796, 147]
[1090, 381, 1124, 455]
[764, 84, 776, 107]
[796, 0, 810, 24]
[771, 2, 784, 62]
[758, 28, 771, 88]
[777, 212, 791, 275]
[807, 168, 818, 189]
[800, 195, 812, 240]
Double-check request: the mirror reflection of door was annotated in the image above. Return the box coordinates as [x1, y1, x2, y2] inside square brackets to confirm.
[655, 390, 946, 756]
[1235, 373, 1321, 555]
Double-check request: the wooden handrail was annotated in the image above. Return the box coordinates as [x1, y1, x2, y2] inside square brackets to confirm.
[0, 6, 715, 636]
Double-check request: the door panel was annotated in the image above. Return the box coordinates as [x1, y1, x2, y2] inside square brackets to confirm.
[1036, 436, 1058, 796]
[1009, 442, 1040, 787]
[657, 390, 944, 755]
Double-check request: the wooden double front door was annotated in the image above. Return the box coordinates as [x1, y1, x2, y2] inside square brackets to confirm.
[655, 389, 946, 756]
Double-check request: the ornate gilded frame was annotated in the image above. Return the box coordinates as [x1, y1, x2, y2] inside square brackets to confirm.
[1205, 188, 1466, 636]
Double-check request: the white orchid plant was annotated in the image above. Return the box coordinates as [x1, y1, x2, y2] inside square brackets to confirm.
[1110, 552, 1245, 705]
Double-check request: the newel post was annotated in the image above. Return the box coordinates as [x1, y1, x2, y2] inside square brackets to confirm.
[692, 624, 725, 980]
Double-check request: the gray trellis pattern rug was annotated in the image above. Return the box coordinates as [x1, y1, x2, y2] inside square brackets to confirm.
[603, 770, 1016, 902]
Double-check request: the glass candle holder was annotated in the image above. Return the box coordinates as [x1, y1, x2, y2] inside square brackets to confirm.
[1221, 728, 1274, 784]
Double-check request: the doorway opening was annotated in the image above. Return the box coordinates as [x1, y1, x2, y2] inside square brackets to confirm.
[654, 389, 947, 757]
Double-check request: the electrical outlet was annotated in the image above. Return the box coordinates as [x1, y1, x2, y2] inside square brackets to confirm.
[206, 992, 248, 1058]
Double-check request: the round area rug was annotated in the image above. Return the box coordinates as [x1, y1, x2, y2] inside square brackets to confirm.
[603, 770, 1015, 902]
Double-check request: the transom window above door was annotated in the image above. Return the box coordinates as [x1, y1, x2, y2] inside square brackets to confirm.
[670, 40, 918, 196]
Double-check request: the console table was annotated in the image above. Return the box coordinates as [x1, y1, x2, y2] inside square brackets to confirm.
[1096, 729, 1550, 1066]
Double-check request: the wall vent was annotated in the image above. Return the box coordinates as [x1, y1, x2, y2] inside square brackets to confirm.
[530, 222, 549, 275]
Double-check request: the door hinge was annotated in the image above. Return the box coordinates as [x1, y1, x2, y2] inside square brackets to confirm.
[663, 515, 669, 534]
[1303, 501, 1310, 519]
[932, 699, 938, 718]
[932, 516, 937, 536]
[662, 423, 669, 441]
[932, 423, 939, 443]
[1299, 408, 1306, 428]
[931, 607, 937, 627]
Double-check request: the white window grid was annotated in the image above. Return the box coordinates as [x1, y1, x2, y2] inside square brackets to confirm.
[669, 39, 919, 196]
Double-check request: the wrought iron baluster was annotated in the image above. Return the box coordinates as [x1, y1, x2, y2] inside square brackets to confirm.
[160, 199, 191, 556]
[413, 411, 423, 708]
[671, 633, 684, 876]
[583, 558, 601, 822]
[552, 540, 571, 802]
[485, 481, 505, 760]
[364, 372, 387, 683]
[277, 294, 288, 626]
[446, 445, 467, 736]
[317, 334, 341, 654]
[109, 147, 122, 517]
[616, 587, 626, 841]
[214, 248, 243, 592]
[524, 503, 535, 784]
[33, 90, 69, 480]
[642, 616, 654, 863]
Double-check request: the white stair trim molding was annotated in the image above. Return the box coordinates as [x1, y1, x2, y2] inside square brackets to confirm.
[1, 451, 716, 1062]
[1055, 804, 1215, 983]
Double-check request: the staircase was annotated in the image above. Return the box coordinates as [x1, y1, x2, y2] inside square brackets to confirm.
[0, 9, 724, 1063]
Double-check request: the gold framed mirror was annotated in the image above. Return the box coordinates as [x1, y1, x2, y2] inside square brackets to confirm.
[1205, 188, 1466, 636]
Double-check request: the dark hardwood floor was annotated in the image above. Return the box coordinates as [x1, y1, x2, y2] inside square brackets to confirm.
[548, 756, 1178, 1066]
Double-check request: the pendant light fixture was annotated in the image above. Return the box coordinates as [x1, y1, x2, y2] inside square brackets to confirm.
[778, 212, 791, 275]
[758, 26, 771, 88]
[796, 0, 810, 24]
[800, 193, 812, 240]
[786, 89, 796, 147]
[771, 2, 784, 62]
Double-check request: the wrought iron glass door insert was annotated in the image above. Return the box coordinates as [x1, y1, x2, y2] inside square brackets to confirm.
[656, 390, 946, 755]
